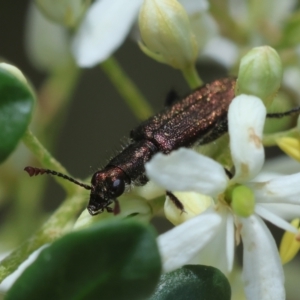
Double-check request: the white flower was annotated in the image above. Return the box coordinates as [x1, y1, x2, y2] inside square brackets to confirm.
[146, 94, 300, 300]
[29, 0, 220, 68]
[72, 0, 142, 67]
[72, 0, 210, 67]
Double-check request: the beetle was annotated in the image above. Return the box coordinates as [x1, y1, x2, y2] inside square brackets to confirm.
[25, 77, 300, 215]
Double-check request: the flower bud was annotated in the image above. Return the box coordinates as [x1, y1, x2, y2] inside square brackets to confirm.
[263, 92, 292, 134]
[276, 137, 300, 162]
[35, 0, 91, 27]
[231, 185, 255, 218]
[164, 191, 213, 225]
[0, 63, 27, 85]
[236, 46, 282, 107]
[279, 218, 300, 264]
[139, 0, 198, 70]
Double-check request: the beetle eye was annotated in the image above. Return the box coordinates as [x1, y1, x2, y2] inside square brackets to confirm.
[109, 178, 125, 197]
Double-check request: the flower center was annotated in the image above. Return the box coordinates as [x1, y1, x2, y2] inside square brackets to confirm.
[224, 184, 255, 217]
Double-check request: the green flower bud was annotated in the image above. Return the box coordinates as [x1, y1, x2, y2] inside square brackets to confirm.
[35, 0, 91, 27]
[236, 46, 282, 107]
[263, 92, 292, 134]
[231, 185, 255, 218]
[139, 0, 198, 70]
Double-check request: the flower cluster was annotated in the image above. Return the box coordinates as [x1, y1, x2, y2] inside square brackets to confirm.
[2, 0, 300, 299]
[146, 94, 300, 299]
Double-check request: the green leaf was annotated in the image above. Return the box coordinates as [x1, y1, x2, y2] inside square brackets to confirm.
[149, 265, 231, 300]
[0, 68, 35, 163]
[6, 219, 161, 300]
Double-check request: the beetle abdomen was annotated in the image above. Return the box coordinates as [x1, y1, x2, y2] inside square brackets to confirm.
[131, 78, 236, 153]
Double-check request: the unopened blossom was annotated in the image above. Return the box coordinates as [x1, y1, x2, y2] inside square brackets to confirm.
[146, 94, 300, 300]
[139, 0, 198, 70]
[29, 0, 220, 68]
[34, 0, 90, 27]
[236, 46, 283, 107]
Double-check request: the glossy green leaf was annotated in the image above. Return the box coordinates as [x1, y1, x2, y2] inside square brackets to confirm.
[149, 265, 231, 300]
[6, 219, 161, 300]
[0, 68, 35, 163]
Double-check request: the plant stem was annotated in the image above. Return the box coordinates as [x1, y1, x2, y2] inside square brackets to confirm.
[100, 56, 153, 120]
[36, 63, 81, 131]
[182, 65, 203, 89]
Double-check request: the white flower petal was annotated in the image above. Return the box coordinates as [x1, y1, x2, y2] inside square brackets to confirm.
[157, 209, 222, 273]
[259, 203, 300, 220]
[225, 211, 235, 272]
[255, 204, 298, 233]
[240, 215, 285, 300]
[250, 173, 300, 205]
[145, 148, 228, 196]
[132, 180, 164, 200]
[191, 208, 234, 275]
[263, 155, 300, 175]
[72, 0, 142, 67]
[229, 95, 266, 183]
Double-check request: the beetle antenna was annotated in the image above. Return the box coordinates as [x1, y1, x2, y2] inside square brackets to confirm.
[24, 166, 92, 190]
[267, 106, 300, 118]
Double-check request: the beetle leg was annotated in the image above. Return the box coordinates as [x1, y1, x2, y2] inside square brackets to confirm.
[166, 191, 186, 214]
